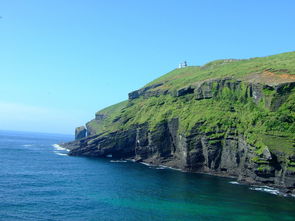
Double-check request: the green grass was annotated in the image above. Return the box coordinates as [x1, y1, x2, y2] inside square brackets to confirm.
[85, 51, 295, 157]
[261, 135, 295, 155]
[287, 167, 295, 172]
[146, 51, 295, 93]
[256, 165, 272, 172]
[252, 156, 269, 164]
[87, 100, 128, 134]
[95, 100, 128, 116]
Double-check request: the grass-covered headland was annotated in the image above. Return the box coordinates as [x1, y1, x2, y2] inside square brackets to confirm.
[87, 51, 295, 157]
[69, 51, 295, 192]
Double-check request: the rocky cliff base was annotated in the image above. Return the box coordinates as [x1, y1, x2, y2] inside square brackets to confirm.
[65, 52, 295, 196]
[63, 118, 295, 196]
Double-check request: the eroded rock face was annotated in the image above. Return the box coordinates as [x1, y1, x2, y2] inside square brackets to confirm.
[128, 83, 167, 100]
[67, 119, 295, 192]
[65, 77, 295, 193]
[95, 114, 106, 121]
[70, 129, 137, 158]
[176, 78, 295, 111]
[86, 114, 107, 136]
[75, 126, 87, 140]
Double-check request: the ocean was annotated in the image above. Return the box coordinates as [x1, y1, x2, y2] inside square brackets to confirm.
[0, 130, 294, 221]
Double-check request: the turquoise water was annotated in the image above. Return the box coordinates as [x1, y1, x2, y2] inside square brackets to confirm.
[0, 130, 295, 221]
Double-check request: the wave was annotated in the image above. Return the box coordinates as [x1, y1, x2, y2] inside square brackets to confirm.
[22, 144, 33, 147]
[249, 186, 286, 196]
[54, 151, 68, 156]
[165, 166, 183, 172]
[52, 144, 69, 152]
[229, 181, 240, 185]
[139, 162, 184, 172]
[155, 166, 166, 170]
[140, 162, 151, 167]
[110, 160, 127, 163]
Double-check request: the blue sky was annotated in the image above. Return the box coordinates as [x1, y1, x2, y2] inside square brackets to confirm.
[0, 0, 295, 134]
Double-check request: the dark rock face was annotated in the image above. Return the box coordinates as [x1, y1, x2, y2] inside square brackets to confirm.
[65, 77, 295, 193]
[70, 129, 136, 158]
[86, 114, 107, 136]
[95, 114, 106, 121]
[66, 118, 295, 192]
[128, 83, 167, 100]
[85, 121, 96, 136]
[176, 78, 242, 100]
[176, 78, 294, 111]
[75, 126, 87, 140]
[176, 86, 194, 97]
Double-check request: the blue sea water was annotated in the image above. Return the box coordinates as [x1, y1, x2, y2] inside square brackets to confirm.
[0, 130, 295, 221]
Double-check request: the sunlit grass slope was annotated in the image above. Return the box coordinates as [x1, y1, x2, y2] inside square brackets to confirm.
[87, 51, 295, 156]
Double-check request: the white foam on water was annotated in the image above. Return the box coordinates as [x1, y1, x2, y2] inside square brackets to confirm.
[166, 166, 183, 172]
[106, 154, 112, 158]
[53, 151, 68, 156]
[229, 181, 240, 185]
[52, 144, 69, 151]
[249, 186, 287, 196]
[140, 162, 151, 167]
[22, 144, 33, 147]
[110, 160, 127, 163]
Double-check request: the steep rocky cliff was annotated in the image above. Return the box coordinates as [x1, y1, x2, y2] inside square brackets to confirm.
[65, 51, 295, 194]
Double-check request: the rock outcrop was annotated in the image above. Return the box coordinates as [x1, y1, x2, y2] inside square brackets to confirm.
[86, 113, 107, 136]
[128, 83, 168, 100]
[65, 76, 295, 193]
[64, 51, 295, 195]
[176, 78, 295, 111]
[75, 126, 87, 140]
[66, 118, 295, 193]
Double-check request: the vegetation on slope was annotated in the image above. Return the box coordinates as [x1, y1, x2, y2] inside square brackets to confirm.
[86, 51, 295, 157]
[147, 51, 295, 93]
[86, 100, 128, 134]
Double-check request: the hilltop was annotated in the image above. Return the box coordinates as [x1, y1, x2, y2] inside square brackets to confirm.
[65, 51, 295, 194]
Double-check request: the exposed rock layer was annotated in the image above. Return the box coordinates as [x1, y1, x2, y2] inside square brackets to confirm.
[66, 77, 295, 194]
[75, 126, 86, 140]
[66, 118, 295, 193]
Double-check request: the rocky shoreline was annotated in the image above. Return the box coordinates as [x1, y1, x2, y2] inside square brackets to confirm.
[61, 140, 294, 197]
[61, 119, 295, 196]
[63, 53, 295, 198]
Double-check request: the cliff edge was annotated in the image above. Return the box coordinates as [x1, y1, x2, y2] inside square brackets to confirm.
[63, 51, 295, 194]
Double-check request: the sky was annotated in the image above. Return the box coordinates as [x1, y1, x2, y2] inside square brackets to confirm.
[0, 0, 295, 134]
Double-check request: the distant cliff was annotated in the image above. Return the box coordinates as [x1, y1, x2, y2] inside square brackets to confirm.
[66, 51, 295, 195]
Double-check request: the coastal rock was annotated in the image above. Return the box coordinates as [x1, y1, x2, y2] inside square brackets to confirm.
[95, 114, 106, 121]
[75, 126, 87, 140]
[128, 83, 166, 100]
[86, 114, 107, 136]
[70, 128, 137, 158]
[65, 53, 295, 194]
[176, 78, 294, 111]
[66, 118, 295, 191]
[176, 86, 194, 97]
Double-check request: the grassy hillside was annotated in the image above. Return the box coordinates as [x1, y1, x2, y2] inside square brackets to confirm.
[86, 100, 128, 134]
[86, 51, 295, 157]
[146, 51, 295, 93]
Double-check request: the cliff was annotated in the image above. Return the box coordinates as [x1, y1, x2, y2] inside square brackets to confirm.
[64, 51, 295, 194]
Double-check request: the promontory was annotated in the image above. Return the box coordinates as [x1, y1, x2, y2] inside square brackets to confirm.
[63, 51, 295, 195]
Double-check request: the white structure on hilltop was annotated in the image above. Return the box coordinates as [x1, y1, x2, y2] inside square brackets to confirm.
[178, 61, 187, 68]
